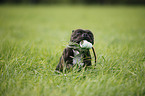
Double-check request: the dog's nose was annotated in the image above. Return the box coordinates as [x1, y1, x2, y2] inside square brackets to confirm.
[82, 33, 88, 37]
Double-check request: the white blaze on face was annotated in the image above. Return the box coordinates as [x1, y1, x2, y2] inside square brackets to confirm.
[80, 40, 92, 49]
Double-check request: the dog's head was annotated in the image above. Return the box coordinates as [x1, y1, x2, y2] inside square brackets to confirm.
[70, 29, 94, 45]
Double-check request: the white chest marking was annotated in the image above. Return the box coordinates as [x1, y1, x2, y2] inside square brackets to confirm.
[73, 50, 84, 66]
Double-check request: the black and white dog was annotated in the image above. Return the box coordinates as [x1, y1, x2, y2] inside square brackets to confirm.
[55, 29, 96, 72]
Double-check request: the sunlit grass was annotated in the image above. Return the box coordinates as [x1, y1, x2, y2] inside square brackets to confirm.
[0, 5, 145, 96]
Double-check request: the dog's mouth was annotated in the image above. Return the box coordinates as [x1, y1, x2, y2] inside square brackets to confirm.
[68, 39, 92, 49]
[83, 37, 91, 42]
[76, 37, 92, 44]
[80, 40, 92, 49]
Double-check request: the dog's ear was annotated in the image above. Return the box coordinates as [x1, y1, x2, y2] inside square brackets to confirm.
[72, 30, 74, 33]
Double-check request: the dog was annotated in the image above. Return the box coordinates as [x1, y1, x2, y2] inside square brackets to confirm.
[55, 29, 96, 72]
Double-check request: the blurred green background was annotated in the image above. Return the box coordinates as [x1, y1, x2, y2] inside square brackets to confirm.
[0, 1, 145, 96]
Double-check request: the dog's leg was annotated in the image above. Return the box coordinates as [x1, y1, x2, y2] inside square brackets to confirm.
[55, 56, 65, 72]
[55, 47, 74, 72]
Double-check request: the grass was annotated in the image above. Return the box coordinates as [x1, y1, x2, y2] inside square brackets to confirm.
[0, 5, 145, 96]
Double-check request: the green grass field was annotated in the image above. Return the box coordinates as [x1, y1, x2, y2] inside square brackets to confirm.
[0, 5, 145, 96]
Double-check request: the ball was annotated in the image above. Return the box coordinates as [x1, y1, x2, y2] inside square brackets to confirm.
[80, 40, 92, 49]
